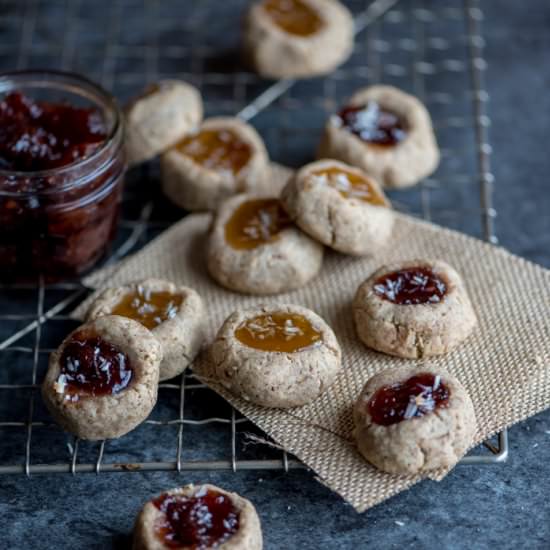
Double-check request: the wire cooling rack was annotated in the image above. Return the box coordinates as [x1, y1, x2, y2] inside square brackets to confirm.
[0, 0, 507, 475]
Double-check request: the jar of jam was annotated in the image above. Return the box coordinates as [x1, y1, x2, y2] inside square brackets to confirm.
[0, 70, 125, 281]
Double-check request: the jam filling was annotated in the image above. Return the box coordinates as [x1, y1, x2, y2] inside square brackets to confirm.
[153, 488, 239, 549]
[235, 312, 321, 352]
[310, 166, 387, 205]
[0, 91, 107, 172]
[225, 198, 292, 250]
[368, 373, 450, 426]
[111, 286, 183, 330]
[337, 102, 407, 146]
[55, 331, 132, 401]
[264, 0, 323, 36]
[373, 266, 447, 305]
[176, 129, 252, 175]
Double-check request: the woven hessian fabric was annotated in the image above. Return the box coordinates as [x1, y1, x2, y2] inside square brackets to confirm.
[75, 195, 550, 512]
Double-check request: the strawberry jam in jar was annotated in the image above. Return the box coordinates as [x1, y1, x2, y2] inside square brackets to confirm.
[0, 71, 125, 281]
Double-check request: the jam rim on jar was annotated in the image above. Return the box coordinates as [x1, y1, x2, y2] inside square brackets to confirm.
[0, 69, 122, 195]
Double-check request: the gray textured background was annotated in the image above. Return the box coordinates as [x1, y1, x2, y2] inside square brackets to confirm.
[0, 0, 549, 548]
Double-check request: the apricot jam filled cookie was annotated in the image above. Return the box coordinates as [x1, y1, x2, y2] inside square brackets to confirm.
[354, 365, 477, 475]
[161, 117, 269, 211]
[318, 85, 440, 188]
[206, 304, 341, 408]
[125, 80, 203, 166]
[86, 279, 206, 381]
[133, 484, 262, 550]
[207, 194, 323, 295]
[353, 259, 477, 358]
[41, 316, 161, 440]
[281, 159, 394, 256]
[243, 0, 353, 79]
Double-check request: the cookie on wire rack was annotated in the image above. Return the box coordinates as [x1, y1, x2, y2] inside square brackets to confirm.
[318, 85, 440, 188]
[86, 278, 206, 381]
[161, 117, 270, 212]
[42, 316, 161, 440]
[125, 80, 203, 166]
[243, 0, 354, 79]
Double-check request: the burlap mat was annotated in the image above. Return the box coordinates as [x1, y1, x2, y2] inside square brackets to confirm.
[73, 172, 550, 512]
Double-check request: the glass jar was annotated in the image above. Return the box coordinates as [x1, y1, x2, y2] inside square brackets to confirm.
[0, 70, 125, 281]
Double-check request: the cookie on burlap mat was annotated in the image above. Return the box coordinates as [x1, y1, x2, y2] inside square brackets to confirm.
[74, 210, 550, 513]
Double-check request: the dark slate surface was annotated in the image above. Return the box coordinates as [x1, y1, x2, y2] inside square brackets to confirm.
[0, 1, 549, 549]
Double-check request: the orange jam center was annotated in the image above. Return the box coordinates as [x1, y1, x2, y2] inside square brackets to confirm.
[310, 167, 388, 205]
[176, 129, 252, 175]
[264, 0, 323, 36]
[111, 287, 183, 330]
[234, 312, 322, 352]
[225, 198, 292, 250]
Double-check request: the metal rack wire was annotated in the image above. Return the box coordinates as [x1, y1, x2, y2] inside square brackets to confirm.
[0, 0, 507, 475]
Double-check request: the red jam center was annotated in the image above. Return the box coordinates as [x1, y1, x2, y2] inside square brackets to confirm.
[337, 102, 406, 146]
[0, 91, 107, 172]
[373, 266, 447, 305]
[154, 488, 239, 549]
[310, 166, 387, 205]
[368, 373, 450, 426]
[56, 331, 132, 400]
